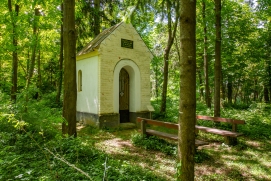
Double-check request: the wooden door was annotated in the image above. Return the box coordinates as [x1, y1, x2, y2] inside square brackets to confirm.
[119, 68, 129, 123]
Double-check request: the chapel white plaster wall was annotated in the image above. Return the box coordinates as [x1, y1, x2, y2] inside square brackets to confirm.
[76, 56, 99, 114]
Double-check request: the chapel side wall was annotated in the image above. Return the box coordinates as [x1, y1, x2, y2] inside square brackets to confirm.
[98, 23, 152, 114]
[76, 56, 99, 114]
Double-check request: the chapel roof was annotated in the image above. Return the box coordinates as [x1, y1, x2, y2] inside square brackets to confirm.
[77, 22, 123, 56]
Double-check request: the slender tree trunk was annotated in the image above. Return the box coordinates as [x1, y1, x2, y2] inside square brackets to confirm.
[26, 8, 40, 88]
[214, 0, 221, 117]
[94, 0, 100, 37]
[8, 0, 19, 102]
[202, 0, 211, 108]
[36, 50, 41, 99]
[155, 63, 159, 99]
[264, 86, 269, 103]
[253, 79, 258, 101]
[234, 80, 240, 104]
[227, 76, 232, 106]
[56, 3, 64, 105]
[160, 52, 169, 114]
[197, 69, 204, 101]
[62, 0, 77, 137]
[177, 0, 196, 179]
[27, 50, 30, 73]
[268, 60, 271, 104]
[221, 72, 225, 100]
[160, 0, 179, 115]
[25, 8, 40, 111]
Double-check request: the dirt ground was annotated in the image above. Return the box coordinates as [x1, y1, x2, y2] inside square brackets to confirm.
[78, 127, 271, 181]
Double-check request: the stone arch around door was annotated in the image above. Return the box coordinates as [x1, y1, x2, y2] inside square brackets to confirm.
[113, 59, 141, 122]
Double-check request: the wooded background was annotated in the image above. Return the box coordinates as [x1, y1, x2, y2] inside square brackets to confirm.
[1, 0, 271, 180]
[1, 0, 270, 111]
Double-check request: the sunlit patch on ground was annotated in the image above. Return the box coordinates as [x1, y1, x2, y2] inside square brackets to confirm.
[95, 136, 176, 180]
[78, 127, 271, 181]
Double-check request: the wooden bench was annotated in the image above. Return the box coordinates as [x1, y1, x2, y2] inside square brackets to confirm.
[196, 115, 245, 145]
[136, 117, 209, 147]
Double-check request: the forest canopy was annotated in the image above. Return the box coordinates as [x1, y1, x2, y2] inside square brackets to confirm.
[0, 0, 271, 180]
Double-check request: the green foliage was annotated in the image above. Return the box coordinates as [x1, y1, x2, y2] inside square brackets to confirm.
[0, 128, 166, 180]
[151, 97, 179, 122]
[194, 150, 211, 163]
[0, 91, 166, 180]
[131, 133, 177, 155]
[131, 133, 210, 164]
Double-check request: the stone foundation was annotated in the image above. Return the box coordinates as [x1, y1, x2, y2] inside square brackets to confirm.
[77, 111, 150, 129]
[76, 112, 119, 129]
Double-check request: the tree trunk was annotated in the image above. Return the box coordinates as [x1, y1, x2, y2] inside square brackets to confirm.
[8, 0, 19, 102]
[177, 0, 196, 179]
[227, 76, 232, 106]
[221, 71, 225, 101]
[25, 7, 40, 111]
[62, 0, 77, 137]
[197, 69, 204, 101]
[264, 86, 269, 103]
[56, 3, 64, 105]
[155, 62, 159, 99]
[26, 8, 40, 88]
[268, 60, 271, 104]
[202, 0, 211, 108]
[214, 0, 221, 117]
[94, 0, 100, 37]
[234, 81, 240, 104]
[36, 50, 41, 99]
[253, 79, 258, 101]
[160, 0, 179, 115]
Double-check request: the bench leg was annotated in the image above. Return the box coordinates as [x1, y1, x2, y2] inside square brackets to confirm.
[141, 119, 146, 137]
[225, 136, 237, 146]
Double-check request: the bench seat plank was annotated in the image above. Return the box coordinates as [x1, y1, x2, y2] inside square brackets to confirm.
[195, 125, 243, 137]
[197, 115, 245, 124]
[137, 117, 178, 130]
[146, 129, 209, 147]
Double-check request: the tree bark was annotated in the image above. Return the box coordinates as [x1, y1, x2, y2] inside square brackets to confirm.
[197, 69, 204, 101]
[25, 7, 40, 111]
[234, 81, 240, 104]
[37, 50, 41, 99]
[26, 8, 40, 88]
[56, 3, 64, 105]
[264, 86, 269, 103]
[214, 0, 221, 117]
[62, 0, 77, 137]
[177, 0, 196, 180]
[160, 0, 179, 115]
[94, 0, 100, 37]
[253, 79, 258, 101]
[227, 76, 232, 106]
[202, 0, 211, 108]
[8, 0, 19, 102]
[221, 71, 225, 101]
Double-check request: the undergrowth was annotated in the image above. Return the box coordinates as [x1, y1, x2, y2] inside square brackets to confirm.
[131, 134, 177, 155]
[151, 98, 271, 140]
[131, 133, 210, 163]
[0, 92, 166, 181]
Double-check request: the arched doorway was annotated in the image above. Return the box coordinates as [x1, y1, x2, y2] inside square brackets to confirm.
[113, 59, 141, 123]
[119, 68, 129, 123]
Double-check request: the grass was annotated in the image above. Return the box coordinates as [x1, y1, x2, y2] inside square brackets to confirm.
[1, 92, 271, 180]
[82, 126, 271, 181]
